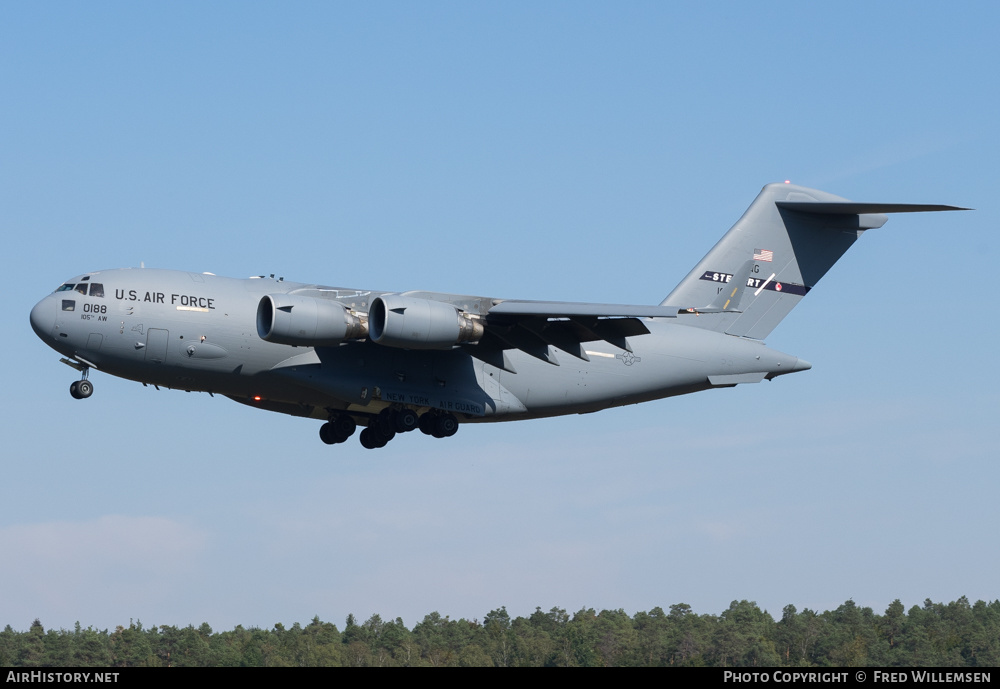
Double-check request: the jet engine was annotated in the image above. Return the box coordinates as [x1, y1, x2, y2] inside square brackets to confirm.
[368, 294, 484, 349]
[257, 294, 366, 346]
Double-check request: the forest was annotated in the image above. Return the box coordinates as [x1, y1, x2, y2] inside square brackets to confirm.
[1, 597, 997, 667]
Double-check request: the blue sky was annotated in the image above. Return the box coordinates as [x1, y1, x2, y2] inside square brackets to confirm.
[3, 1, 997, 631]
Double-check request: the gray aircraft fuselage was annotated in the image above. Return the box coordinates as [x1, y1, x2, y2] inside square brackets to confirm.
[29, 268, 807, 416]
[30, 183, 965, 449]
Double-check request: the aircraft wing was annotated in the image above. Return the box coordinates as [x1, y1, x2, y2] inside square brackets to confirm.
[473, 259, 756, 371]
[487, 301, 683, 318]
[467, 299, 692, 372]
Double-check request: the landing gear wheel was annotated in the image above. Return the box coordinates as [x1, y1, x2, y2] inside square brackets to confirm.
[332, 415, 357, 440]
[366, 413, 396, 447]
[320, 415, 358, 445]
[432, 413, 459, 438]
[360, 427, 388, 449]
[394, 408, 419, 433]
[70, 380, 93, 399]
[376, 409, 394, 436]
[319, 422, 338, 445]
[418, 412, 436, 435]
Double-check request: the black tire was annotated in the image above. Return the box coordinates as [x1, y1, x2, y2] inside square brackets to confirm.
[361, 425, 391, 449]
[433, 413, 458, 438]
[394, 408, 419, 433]
[418, 413, 436, 435]
[69, 381, 81, 399]
[359, 428, 379, 449]
[319, 422, 337, 445]
[376, 409, 394, 436]
[76, 380, 93, 399]
[332, 415, 357, 441]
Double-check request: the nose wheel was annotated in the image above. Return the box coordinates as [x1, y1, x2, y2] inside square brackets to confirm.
[69, 367, 93, 399]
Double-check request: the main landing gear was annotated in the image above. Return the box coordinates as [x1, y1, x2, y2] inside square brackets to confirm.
[419, 411, 459, 439]
[69, 366, 93, 400]
[324, 408, 460, 449]
[319, 414, 357, 445]
[358, 407, 413, 449]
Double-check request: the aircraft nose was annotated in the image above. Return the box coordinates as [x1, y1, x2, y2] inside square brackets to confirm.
[791, 358, 812, 372]
[30, 297, 56, 340]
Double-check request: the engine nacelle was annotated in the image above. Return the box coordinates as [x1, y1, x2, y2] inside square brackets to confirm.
[257, 294, 366, 346]
[369, 294, 483, 349]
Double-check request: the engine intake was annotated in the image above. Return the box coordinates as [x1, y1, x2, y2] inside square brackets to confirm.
[369, 294, 483, 349]
[257, 294, 366, 346]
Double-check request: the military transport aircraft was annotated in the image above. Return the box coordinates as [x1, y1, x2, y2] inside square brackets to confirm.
[30, 183, 966, 449]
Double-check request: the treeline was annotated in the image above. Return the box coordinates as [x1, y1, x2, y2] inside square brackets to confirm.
[2, 597, 998, 667]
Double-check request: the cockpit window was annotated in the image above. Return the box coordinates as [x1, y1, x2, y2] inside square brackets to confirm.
[89, 283, 104, 297]
[62, 300, 75, 312]
[56, 284, 75, 292]
[74, 284, 87, 295]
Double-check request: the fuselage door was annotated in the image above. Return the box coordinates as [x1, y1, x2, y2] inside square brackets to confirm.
[145, 328, 169, 363]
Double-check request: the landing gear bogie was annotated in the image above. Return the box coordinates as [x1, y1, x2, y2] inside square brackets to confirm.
[359, 427, 390, 449]
[319, 414, 358, 445]
[418, 411, 459, 438]
[355, 408, 421, 449]
[322, 408, 461, 449]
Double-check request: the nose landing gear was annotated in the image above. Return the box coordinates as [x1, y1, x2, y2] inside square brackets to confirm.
[69, 365, 93, 399]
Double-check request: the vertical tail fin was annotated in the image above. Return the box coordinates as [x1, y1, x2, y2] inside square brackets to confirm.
[662, 183, 967, 339]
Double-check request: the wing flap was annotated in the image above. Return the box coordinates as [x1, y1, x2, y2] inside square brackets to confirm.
[517, 319, 591, 361]
[478, 300, 667, 363]
[464, 342, 518, 373]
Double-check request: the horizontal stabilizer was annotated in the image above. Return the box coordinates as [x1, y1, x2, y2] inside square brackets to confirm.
[776, 201, 970, 214]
